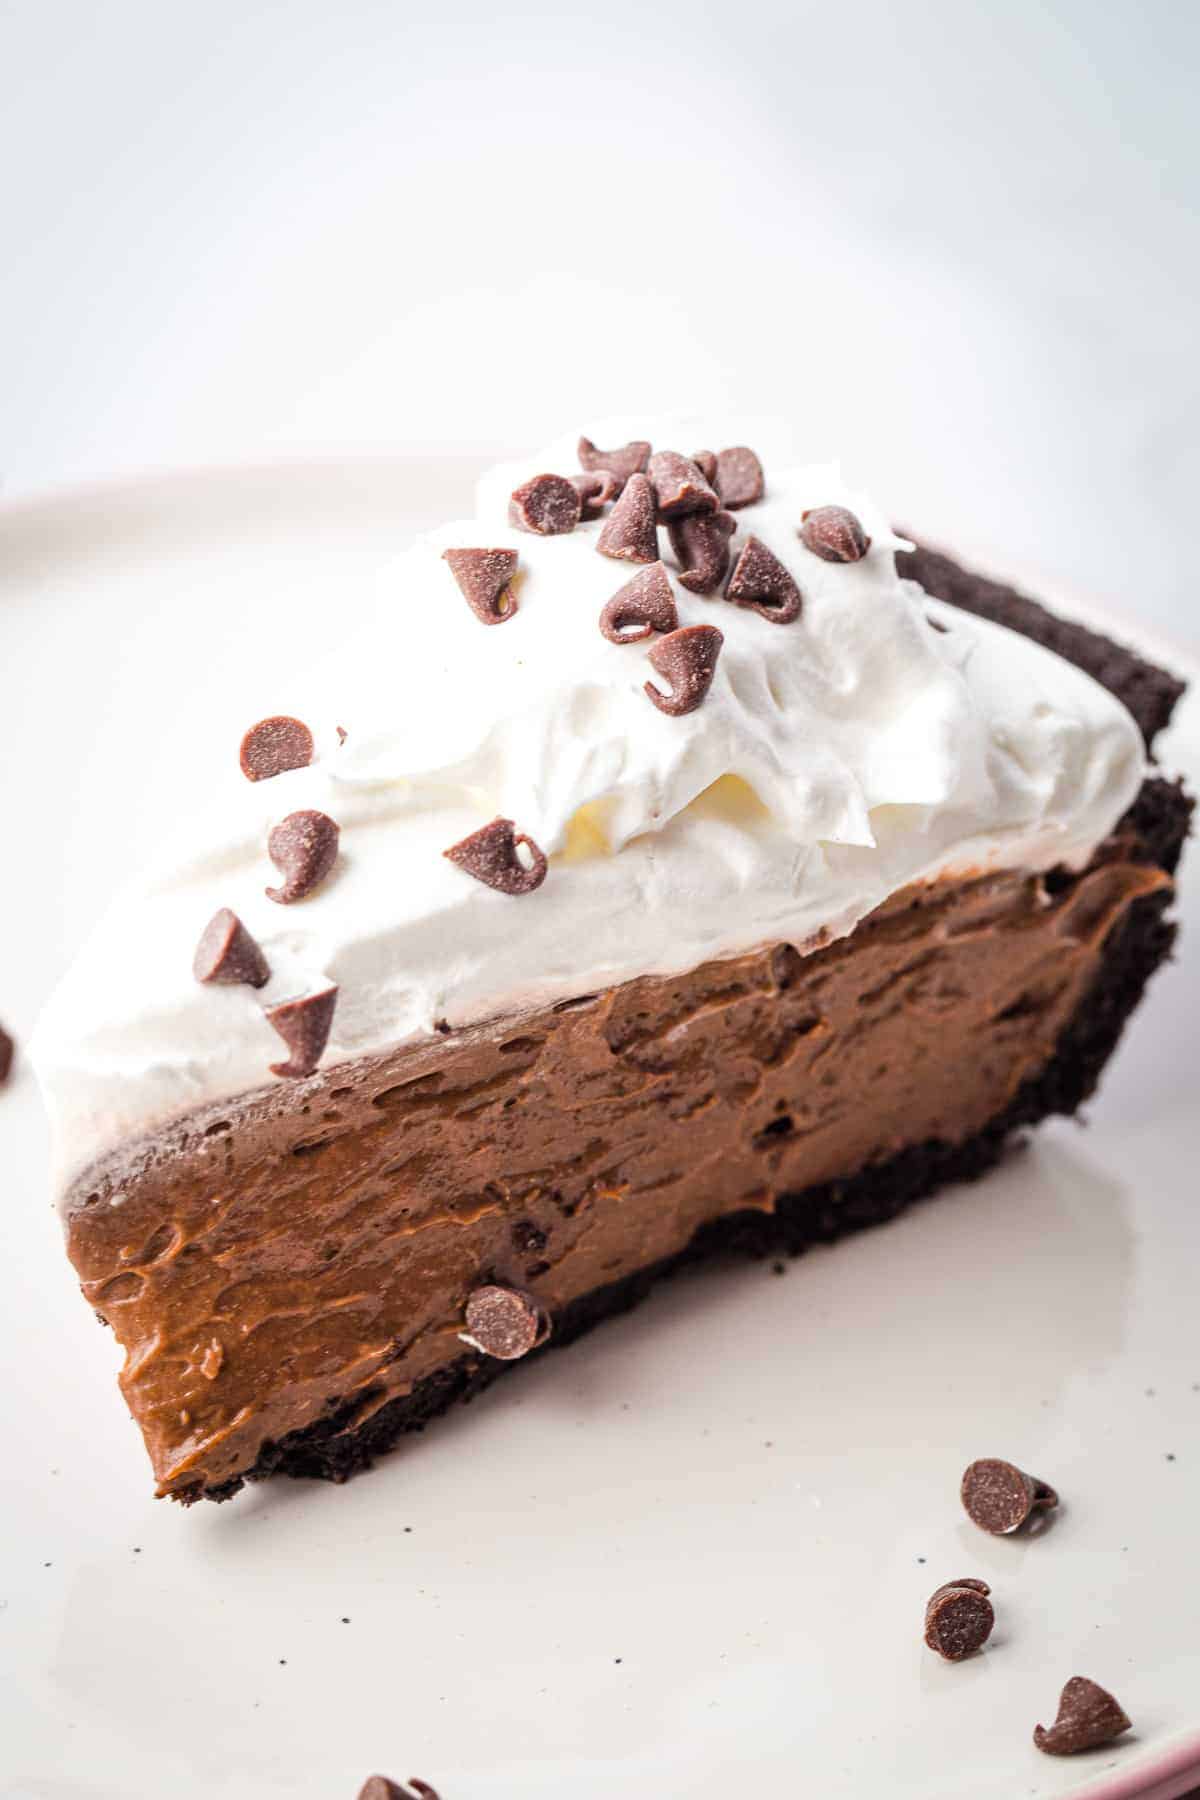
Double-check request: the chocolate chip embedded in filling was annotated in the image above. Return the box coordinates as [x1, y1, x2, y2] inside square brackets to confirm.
[460, 1284, 550, 1360]
[239, 716, 315, 783]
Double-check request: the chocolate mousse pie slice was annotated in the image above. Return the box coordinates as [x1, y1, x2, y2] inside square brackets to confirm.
[33, 425, 1191, 1502]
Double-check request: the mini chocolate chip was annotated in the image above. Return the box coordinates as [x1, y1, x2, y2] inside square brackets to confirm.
[596, 473, 660, 564]
[461, 1284, 550, 1360]
[923, 1579, 994, 1662]
[0, 1023, 13, 1086]
[800, 504, 871, 562]
[444, 818, 548, 895]
[644, 624, 723, 717]
[442, 547, 520, 624]
[193, 909, 270, 988]
[725, 536, 803, 623]
[577, 435, 651, 491]
[508, 472, 581, 536]
[357, 1779, 441, 1800]
[599, 562, 678, 643]
[715, 445, 764, 509]
[266, 986, 337, 1079]
[647, 450, 719, 519]
[692, 450, 718, 483]
[570, 470, 620, 520]
[668, 509, 736, 595]
[1034, 1677, 1132, 1756]
[961, 1458, 1059, 1535]
[239, 716, 314, 783]
[266, 810, 340, 904]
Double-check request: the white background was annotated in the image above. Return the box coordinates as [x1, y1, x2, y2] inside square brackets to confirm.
[1, 0, 1197, 640]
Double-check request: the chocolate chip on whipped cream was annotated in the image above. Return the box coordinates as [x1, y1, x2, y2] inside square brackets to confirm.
[192, 908, 270, 988]
[460, 1284, 550, 1360]
[1034, 1677, 1132, 1756]
[668, 509, 736, 595]
[714, 445, 765, 510]
[599, 562, 678, 643]
[508, 472, 582, 536]
[441, 547, 520, 624]
[647, 450, 719, 519]
[444, 819, 548, 895]
[0, 1022, 13, 1086]
[801, 504, 871, 563]
[596, 473, 660, 564]
[923, 1579, 994, 1661]
[266, 986, 338, 1079]
[960, 1458, 1059, 1535]
[239, 716, 315, 783]
[357, 1774, 441, 1799]
[645, 624, 723, 716]
[266, 810, 340, 905]
[726, 536, 803, 624]
[577, 435, 651, 492]
[570, 470, 620, 520]
[691, 450, 718, 483]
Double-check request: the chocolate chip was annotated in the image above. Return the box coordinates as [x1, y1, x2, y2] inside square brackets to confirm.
[461, 1284, 550, 1360]
[570, 470, 620, 520]
[239, 716, 314, 783]
[668, 509, 736, 595]
[357, 1779, 441, 1800]
[599, 562, 678, 643]
[596, 473, 660, 564]
[192, 909, 270, 988]
[800, 504, 871, 562]
[923, 1579, 994, 1661]
[442, 547, 520, 625]
[647, 450, 719, 519]
[644, 624, 723, 716]
[725, 536, 803, 623]
[266, 986, 337, 1079]
[960, 1458, 1059, 1534]
[265, 810, 340, 904]
[691, 450, 718, 483]
[0, 1023, 13, 1086]
[508, 472, 581, 536]
[714, 445, 764, 510]
[444, 818, 548, 895]
[577, 435, 651, 491]
[1034, 1677, 1132, 1756]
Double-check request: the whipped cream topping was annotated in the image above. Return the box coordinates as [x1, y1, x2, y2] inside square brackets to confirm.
[34, 420, 1147, 1202]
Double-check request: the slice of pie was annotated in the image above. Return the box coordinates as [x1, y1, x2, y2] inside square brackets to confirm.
[33, 425, 1191, 1502]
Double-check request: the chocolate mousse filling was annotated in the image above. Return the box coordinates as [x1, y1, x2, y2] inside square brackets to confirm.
[61, 551, 1191, 1502]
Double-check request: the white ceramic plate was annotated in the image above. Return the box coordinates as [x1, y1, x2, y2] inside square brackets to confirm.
[1, 462, 1198, 1800]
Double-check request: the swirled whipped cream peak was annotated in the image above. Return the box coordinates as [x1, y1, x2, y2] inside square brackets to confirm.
[34, 418, 1146, 1201]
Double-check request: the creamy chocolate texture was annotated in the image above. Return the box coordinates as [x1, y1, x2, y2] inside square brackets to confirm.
[66, 854, 1163, 1501]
